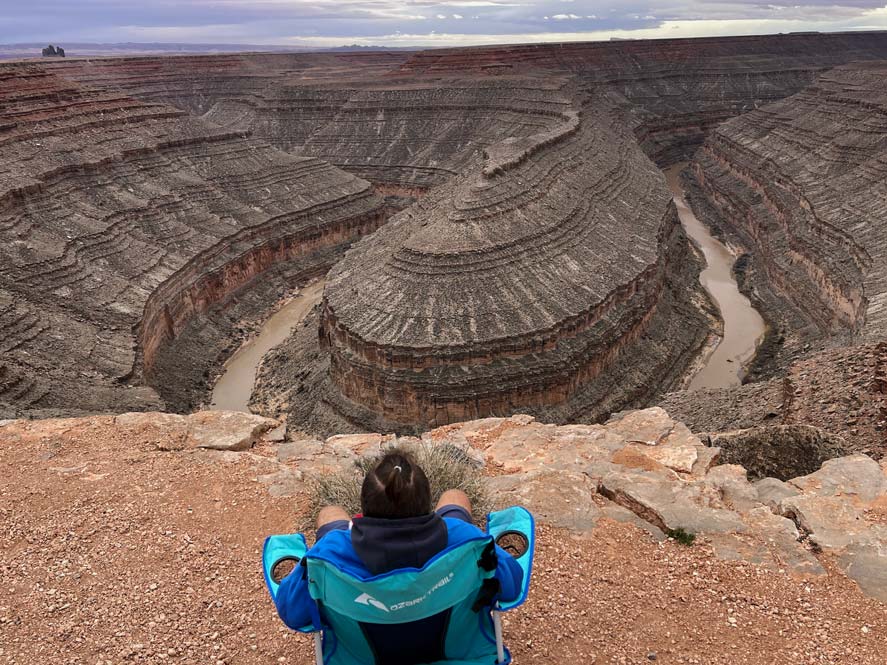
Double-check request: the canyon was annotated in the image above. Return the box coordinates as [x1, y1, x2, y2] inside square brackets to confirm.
[4, 32, 887, 661]
[1, 32, 886, 448]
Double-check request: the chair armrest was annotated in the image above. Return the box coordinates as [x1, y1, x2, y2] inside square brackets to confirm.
[262, 533, 317, 633]
[486, 506, 535, 611]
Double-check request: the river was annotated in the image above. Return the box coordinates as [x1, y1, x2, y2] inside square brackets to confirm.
[209, 166, 761, 409]
[665, 164, 766, 390]
[209, 280, 325, 412]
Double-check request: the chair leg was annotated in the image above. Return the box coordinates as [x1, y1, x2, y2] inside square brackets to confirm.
[492, 610, 506, 664]
[314, 632, 324, 665]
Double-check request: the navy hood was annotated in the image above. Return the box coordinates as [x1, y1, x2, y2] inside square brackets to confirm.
[351, 512, 448, 575]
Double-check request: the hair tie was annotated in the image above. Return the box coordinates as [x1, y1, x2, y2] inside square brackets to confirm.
[393, 465, 402, 473]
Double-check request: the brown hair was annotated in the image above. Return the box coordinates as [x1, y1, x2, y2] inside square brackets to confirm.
[360, 451, 432, 519]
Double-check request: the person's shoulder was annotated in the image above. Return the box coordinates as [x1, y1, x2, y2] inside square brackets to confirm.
[442, 516, 486, 544]
[307, 530, 367, 573]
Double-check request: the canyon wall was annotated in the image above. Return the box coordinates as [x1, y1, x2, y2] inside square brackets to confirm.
[686, 63, 887, 373]
[46, 33, 887, 180]
[252, 97, 711, 434]
[396, 32, 887, 165]
[6, 33, 887, 423]
[0, 63, 385, 417]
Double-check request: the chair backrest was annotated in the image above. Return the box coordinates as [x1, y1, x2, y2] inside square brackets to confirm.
[305, 535, 504, 665]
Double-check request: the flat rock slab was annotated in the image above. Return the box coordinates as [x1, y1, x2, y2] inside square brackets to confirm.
[789, 454, 887, 504]
[779, 495, 868, 551]
[625, 441, 698, 474]
[278, 438, 324, 463]
[488, 470, 602, 532]
[323, 433, 385, 458]
[187, 411, 278, 451]
[598, 468, 746, 535]
[841, 544, 887, 604]
[754, 477, 799, 511]
[258, 468, 304, 498]
[606, 407, 677, 445]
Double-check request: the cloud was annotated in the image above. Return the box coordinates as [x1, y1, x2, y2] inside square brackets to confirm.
[3, 0, 887, 46]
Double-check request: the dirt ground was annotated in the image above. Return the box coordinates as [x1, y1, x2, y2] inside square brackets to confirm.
[2, 418, 885, 664]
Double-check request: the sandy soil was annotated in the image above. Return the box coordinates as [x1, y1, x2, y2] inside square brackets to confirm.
[2, 418, 885, 664]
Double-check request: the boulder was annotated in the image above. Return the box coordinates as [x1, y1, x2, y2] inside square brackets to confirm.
[753, 477, 799, 511]
[788, 454, 886, 504]
[187, 411, 277, 451]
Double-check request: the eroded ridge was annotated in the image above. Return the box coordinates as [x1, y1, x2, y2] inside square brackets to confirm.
[52, 58, 575, 192]
[0, 64, 385, 417]
[686, 63, 887, 367]
[281, 98, 710, 433]
[395, 32, 887, 165]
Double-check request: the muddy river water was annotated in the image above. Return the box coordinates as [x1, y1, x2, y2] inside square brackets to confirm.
[210, 280, 324, 412]
[665, 164, 766, 390]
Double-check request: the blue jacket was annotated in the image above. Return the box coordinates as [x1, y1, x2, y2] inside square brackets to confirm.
[274, 514, 524, 632]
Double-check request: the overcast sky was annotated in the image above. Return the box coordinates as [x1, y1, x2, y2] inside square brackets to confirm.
[3, 1, 887, 47]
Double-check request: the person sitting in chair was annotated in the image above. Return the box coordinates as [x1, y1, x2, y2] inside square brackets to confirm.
[273, 451, 524, 664]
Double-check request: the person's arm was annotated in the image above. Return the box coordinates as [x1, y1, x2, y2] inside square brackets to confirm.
[273, 565, 316, 630]
[493, 545, 524, 603]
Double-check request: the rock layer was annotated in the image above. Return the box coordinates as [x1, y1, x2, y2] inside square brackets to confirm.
[687, 63, 887, 369]
[260, 97, 710, 433]
[0, 64, 385, 417]
[6, 33, 887, 423]
[397, 32, 887, 165]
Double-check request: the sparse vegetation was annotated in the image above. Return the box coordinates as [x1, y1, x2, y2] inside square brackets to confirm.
[666, 527, 697, 546]
[305, 443, 492, 531]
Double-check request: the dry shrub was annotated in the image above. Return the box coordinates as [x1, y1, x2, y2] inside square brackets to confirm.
[305, 443, 491, 532]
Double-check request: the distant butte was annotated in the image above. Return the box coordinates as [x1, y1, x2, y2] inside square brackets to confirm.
[1, 32, 887, 441]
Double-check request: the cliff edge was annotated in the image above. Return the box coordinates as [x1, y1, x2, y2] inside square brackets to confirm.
[2, 408, 886, 663]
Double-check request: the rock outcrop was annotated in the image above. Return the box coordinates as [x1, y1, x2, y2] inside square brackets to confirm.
[5, 408, 887, 663]
[0, 64, 386, 417]
[254, 98, 711, 433]
[5, 406, 885, 603]
[280, 407, 887, 604]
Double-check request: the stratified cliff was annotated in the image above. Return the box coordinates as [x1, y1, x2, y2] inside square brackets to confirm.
[48, 32, 887, 177]
[6, 32, 887, 425]
[686, 63, 887, 374]
[252, 96, 711, 434]
[0, 64, 385, 417]
[396, 32, 887, 165]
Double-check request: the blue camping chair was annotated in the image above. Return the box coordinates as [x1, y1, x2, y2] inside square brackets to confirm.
[263, 506, 535, 665]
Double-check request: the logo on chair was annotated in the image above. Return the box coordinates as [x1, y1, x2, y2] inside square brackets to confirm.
[354, 593, 390, 612]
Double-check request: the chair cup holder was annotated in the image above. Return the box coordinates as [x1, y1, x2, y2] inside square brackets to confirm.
[271, 556, 301, 583]
[495, 531, 529, 558]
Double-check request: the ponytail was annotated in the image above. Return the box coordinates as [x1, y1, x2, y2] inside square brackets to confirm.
[361, 451, 431, 519]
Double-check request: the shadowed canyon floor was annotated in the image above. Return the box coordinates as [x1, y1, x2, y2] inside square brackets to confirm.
[2, 409, 886, 664]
